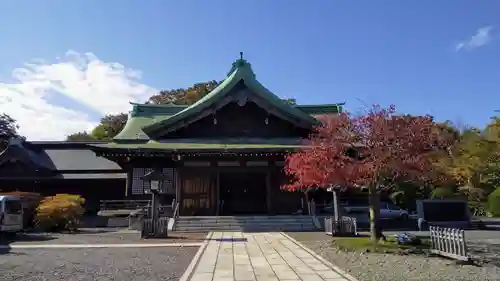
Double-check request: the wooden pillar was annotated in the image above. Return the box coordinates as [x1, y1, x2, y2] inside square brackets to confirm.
[125, 170, 132, 197]
[266, 169, 273, 215]
[216, 170, 220, 216]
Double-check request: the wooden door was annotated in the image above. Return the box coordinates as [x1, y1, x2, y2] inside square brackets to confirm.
[179, 170, 215, 216]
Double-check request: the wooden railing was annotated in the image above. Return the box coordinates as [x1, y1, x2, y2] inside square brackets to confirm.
[429, 226, 470, 261]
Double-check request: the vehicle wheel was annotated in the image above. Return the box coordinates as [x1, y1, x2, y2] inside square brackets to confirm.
[401, 214, 409, 221]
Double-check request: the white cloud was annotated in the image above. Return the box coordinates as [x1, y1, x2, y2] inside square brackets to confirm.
[456, 26, 494, 52]
[0, 51, 158, 141]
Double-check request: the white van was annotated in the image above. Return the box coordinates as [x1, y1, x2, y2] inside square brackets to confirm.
[0, 195, 24, 233]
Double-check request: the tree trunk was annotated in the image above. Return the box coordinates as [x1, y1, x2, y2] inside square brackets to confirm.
[304, 191, 310, 215]
[368, 184, 382, 243]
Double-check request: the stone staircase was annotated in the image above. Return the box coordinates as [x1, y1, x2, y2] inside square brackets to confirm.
[174, 215, 317, 232]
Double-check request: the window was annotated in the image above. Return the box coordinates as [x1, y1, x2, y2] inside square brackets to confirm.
[132, 168, 152, 195]
[131, 168, 175, 195]
[5, 200, 22, 214]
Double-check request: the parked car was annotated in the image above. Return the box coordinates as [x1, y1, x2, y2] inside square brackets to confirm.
[380, 202, 409, 220]
[321, 201, 409, 220]
[0, 195, 24, 234]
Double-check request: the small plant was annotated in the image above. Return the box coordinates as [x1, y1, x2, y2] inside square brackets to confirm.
[34, 194, 85, 232]
[487, 188, 500, 217]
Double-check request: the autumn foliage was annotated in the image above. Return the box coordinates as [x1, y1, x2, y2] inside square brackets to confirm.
[34, 194, 85, 232]
[283, 105, 450, 241]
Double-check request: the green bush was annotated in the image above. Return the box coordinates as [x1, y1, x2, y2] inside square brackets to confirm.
[430, 187, 455, 199]
[487, 188, 500, 217]
[34, 194, 85, 232]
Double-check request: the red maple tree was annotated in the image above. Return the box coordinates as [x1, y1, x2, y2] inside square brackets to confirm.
[283, 105, 448, 242]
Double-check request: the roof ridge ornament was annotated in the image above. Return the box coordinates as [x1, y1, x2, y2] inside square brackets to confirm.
[227, 52, 255, 78]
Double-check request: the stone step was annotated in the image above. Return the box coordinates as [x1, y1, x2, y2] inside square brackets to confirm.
[175, 225, 313, 231]
[175, 223, 315, 230]
[174, 216, 316, 232]
[178, 215, 312, 217]
[175, 219, 312, 225]
[176, 221, 314, 226]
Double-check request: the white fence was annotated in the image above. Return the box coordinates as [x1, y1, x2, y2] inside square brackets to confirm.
[325, 216, 357, 236]
[429, 225, 469, 261]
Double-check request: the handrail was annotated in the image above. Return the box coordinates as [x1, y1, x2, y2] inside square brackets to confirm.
[173, 201, 180, 219]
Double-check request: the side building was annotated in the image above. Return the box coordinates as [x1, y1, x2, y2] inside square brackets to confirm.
[0, 139, 126, 212]
[89, 55, 344, 216]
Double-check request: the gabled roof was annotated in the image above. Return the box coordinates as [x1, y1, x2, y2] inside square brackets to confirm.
[0, 139, 54, 171]
[113, 103, 342, 141]
[0, 140, 122, 172]
[142, 57, 320, 136]
[113, 56, 343, 141]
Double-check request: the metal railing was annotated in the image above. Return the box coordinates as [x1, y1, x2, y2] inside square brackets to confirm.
[429, 225, 470, 262]
[172, 200, 180, 218]
[325, 216, 357, 236]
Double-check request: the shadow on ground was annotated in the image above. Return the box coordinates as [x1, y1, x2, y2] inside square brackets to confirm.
[0, 233, 56, 255]
[468, 242, 500, 267]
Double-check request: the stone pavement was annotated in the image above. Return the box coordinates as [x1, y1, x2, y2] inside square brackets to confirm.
[189, 232, 351, 281]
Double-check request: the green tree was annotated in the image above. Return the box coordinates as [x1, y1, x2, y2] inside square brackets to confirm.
[66, 131, 95, 141]
[91, 113, 128, 140]
[67, 81, 221, 141]
[0, 113, 23, 150]
[487, 188, 500, 217]
[283, 98, 297, 105]
[148, 80, 220, 105]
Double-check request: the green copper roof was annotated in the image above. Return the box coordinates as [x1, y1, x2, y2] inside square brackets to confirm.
[91, 138, 305, 151]
[142, 57, 319, 135]
[113, 55, 344, 141]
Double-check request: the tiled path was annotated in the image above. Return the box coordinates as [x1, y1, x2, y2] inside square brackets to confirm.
[189, 232, 351, 281]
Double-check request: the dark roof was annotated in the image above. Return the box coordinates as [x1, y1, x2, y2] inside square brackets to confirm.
[0, 141, 54, 171]
[0, 141, 123, 179]
[40, 149, 121, 171]
[58, 173, 126, 179]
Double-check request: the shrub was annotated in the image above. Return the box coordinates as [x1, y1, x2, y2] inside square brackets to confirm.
[430, 187, 455, 199]
[34, 194, 85, 232]
[487, 188, 500, 217]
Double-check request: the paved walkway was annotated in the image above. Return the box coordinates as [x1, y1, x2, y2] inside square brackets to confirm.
[189, 232, 350, 281]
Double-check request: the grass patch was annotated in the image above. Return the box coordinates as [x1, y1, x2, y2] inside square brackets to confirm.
[332, 236, 430, 254]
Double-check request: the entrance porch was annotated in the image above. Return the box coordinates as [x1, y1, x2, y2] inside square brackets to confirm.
[177, 166, 300, 216]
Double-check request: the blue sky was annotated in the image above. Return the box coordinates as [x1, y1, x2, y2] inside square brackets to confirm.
[0, 1, 498, 140]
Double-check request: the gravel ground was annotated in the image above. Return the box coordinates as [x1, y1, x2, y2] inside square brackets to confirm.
[287, 232, 500, 281]
[0, 246, 199, 281]
[4, 230, 208, 246]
